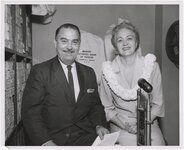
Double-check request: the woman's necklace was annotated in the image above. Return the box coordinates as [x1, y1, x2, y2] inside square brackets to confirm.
[102, 54, 156, 101]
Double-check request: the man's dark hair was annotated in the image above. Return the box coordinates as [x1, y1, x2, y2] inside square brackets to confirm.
[55, 23, 81, 40]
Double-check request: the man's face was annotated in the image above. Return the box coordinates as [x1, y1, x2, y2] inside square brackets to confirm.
[55, 28, 80, 65]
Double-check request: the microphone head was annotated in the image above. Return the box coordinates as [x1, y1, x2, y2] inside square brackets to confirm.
[138, 78, 153, 93]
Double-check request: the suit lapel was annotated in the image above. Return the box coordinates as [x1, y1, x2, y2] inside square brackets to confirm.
[76, 62, 86, 103]
[52, 57, 76, 104]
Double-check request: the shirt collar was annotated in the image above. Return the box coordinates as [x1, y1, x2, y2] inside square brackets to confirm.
[58, 58, 76, 69]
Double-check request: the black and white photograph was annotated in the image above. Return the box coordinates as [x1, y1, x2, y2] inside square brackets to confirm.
[0, 0, 183, 149]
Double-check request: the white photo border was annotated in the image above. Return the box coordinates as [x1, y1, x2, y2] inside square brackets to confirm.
[1, 0, 183, 150]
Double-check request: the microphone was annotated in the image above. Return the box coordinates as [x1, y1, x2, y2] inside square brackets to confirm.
[138, 78, 153, 93]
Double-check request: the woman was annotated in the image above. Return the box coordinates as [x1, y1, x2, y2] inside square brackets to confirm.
[100, 20, 165, 145]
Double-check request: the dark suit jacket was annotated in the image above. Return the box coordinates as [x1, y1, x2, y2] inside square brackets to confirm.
[21, 56, 107, 145]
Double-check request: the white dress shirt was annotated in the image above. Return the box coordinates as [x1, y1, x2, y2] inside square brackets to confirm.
[59, 59, 80, 101]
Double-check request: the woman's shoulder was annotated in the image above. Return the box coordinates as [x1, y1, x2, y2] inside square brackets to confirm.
[103, 56, 120, 68]
[102, 60, 113, 69]
[143, 53, 157, 68]
[102, 59, 119, 74]
[144, 53, 160, 67]
[102, 61, 112, 75]
[144, 53, 156, 63]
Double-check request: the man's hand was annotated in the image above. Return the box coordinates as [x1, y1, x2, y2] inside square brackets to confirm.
[96, 125, 110, 140]
[42, 140, 57, 146]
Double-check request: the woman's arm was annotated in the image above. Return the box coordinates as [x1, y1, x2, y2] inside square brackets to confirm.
[100, 76, 137, 134]
[150, 62, 165, 119]
[99, 76, 118, 121]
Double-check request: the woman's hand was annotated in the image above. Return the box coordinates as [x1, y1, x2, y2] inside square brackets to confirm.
[124, 122, 137, 134]
[151, 114, 157, 123]
[118, 114, 137, 134]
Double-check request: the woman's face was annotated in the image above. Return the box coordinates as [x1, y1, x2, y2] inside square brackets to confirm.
[115, 28, 137, 57]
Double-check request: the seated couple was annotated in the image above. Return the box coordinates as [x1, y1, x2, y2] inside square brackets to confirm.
[22, 21, 165, 146]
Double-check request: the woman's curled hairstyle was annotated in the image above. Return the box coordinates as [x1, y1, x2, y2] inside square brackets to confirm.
[111, 20, 140, 51]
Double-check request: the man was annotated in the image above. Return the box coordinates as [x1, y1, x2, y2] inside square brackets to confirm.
[21, 23, 109, 146]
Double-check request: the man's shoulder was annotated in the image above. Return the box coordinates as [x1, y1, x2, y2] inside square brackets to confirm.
[76, 61, 94, 72]
[33, 57, 57, 69]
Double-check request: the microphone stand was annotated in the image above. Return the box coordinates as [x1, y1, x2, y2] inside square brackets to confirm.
[137, 88, 152, 145]
[146, 93, 152, 145]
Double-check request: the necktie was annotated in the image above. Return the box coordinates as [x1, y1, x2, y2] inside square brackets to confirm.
[67, 65, 75, 98]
